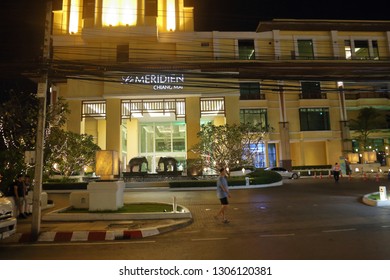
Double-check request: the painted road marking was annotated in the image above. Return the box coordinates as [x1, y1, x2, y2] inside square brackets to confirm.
[322, 228, 356, 233]
[260, 233, 295, 237]
[191, 237, 228, 241]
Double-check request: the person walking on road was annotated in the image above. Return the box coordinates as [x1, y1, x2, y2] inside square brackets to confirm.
[333, 162, 341, 182]
[215, 167, 231, 223]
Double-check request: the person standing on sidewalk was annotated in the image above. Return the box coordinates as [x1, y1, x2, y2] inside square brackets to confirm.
[333, 162, 341, 182]
[23, 175, 32, 216]
[215, 167, 231, 223]
[13, 174, 27, 218]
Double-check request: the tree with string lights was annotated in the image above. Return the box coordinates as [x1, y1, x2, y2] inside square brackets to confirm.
[190, 122, 272, 175]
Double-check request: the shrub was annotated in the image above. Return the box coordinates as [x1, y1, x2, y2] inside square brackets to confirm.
[169, 168, 281, 188]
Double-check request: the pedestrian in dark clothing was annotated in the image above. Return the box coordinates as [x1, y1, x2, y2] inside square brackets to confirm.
[333, 162, 341, 182]
[13, 174, 27, 218]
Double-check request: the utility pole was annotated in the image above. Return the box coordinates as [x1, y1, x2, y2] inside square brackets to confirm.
[31, 1, 52, 241]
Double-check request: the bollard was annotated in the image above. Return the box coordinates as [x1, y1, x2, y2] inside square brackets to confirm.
[379, 186, 387, 201]
[172, 196, 177, 213]
[245, 177, 250, 186]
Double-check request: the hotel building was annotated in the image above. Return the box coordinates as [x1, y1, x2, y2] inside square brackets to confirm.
[48, 0, 390, 174]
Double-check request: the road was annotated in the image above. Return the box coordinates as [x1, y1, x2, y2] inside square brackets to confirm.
[1, 177, 390, 260]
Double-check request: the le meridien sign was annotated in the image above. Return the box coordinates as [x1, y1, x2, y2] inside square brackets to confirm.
[121, 74, 184, 90]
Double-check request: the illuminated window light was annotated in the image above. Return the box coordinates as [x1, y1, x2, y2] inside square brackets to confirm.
[167, 0, 176, 31]
[69, 0, 80, 34]
[102, 0, 137, 27]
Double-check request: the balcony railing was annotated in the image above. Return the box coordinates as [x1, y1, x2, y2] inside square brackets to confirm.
[345, 92, 390, 100]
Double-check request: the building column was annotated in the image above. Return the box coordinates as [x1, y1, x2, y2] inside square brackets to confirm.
[273, 30, 281, 59]
[127, 119, 139, 160]
[279, 122, 292, 170]
[106, 99, 121, 155]
[224, 95, 240, 125]
[331, 30, 340, 58]
[67, 100, 82, 133]
[186, 97, 200, 159]
[278, 83, 292, 170]
[137, 0, 144, 26]
[186, 97, 200, 175]
[95, 0, 103, 27]
[61, 0, 70, 33]
[337, 82, 352, 156]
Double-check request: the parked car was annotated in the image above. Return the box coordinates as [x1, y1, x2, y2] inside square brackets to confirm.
[0, 191, 17, 239]
[265, 167, 300, 179]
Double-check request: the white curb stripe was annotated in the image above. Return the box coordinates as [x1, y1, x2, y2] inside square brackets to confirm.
[140, 228, 160, 237]
[105, 231, 116, 240]
[71, 231, 89, 241]
[38, 232, 57, 242]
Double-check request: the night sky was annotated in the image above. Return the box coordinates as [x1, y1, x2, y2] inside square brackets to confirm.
[0, 0, 389, 86]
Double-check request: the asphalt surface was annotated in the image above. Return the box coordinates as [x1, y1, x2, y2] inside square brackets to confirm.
[0, 175, 387, 244]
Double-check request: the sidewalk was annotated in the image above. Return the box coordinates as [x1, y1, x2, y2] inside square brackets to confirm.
[2, 217, 192, 243]
[0, 181, 282, 244]
[0, 191, 192, 244]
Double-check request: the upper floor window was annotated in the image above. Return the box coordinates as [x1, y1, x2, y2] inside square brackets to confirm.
[299, 108, 330, 131]
[344, 40, 379, 60]
[82, 101, 106, 119]
[300, 81, 324, 99]
[240, 109, 268, 128]
[239, 83, 262, 100]
[297, 39, 314, 59]
[238, 40, 255, 60]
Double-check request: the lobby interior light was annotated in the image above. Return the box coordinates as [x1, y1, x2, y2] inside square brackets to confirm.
[167, 0, 176, 31]
[102, 0, 137, 27]
[69, 0, 80, 34]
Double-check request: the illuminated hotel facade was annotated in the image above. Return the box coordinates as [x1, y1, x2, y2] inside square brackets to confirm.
[49, 0, 390, 173]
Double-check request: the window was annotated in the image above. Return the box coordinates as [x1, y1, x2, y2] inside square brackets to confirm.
[345, 40, 379, 60]
[140, 122, 186, 153]
[117, 44, 129, 62]
[238, 40, 255, 60]
[297, 39, 314, 59]
[240, 83, 261, 100]
[354, 40, 370, 59]
[82, 101, 106, 119]
[200, 97, 225, 116]
[300, 81, 324, 99]
[240, 109, 268, 128]
[299, 108, 330, 131]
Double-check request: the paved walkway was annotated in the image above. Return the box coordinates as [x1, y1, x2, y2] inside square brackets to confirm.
[1, 181, 282, 244]
[0, 190, 193, 243]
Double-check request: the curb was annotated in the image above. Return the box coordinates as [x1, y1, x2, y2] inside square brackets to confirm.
[362, 192, 390, 207]
[5, 228, 161, 243]
[1, 219, 193, 244]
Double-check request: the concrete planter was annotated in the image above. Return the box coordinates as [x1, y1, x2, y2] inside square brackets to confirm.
[362, 192, 390, 207]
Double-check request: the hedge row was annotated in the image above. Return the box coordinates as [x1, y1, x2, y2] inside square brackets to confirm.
[169, 169, 282, 188]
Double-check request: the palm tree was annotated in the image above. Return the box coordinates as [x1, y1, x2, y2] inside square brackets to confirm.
[349, 107, 385, 152]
